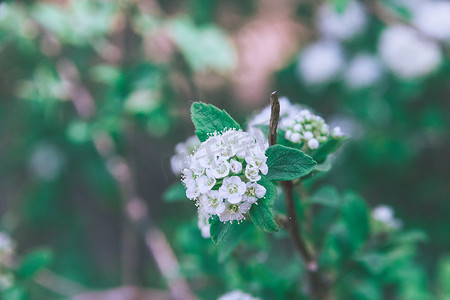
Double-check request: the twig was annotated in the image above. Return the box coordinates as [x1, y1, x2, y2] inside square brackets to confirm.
[268, 91, 327, 300]
[268, 91, 280, 146]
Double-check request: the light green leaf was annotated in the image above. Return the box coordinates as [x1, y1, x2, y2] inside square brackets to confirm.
[190, 102, 240, 142]
[309, 186, 341, 207]
[17, 249, 52, 279]
[1, 286, 27, 300]
[218, 221, 252, 262]
[265, 145, 317, 181]
[248, 176, 278, 232]
[210, 216, 236, 245]
[312, 136, 349, 163]
[341, 192, 369, 250]
[163, 182, 187, 202]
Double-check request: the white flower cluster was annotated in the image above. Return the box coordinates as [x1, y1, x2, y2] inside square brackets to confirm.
[170, 135, 200, 175]
[282, 109, 343, 150]
[379, 25, 442, 79]
[317, 0, 368, 41]
[217, 290, 260, 300]
[182, 129, 267, 223]
[372, 205, 402, 230]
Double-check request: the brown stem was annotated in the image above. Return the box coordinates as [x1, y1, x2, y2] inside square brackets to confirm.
[268, 92, 328, 300]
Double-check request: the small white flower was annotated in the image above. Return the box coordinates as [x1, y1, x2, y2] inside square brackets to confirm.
[230, 159, 242, 174]
[185, 179, 200, 199]
[245, 165, 262, 182]
[196, 173, 216, 193]
[197, 214, 211, 239]
[297, 40, 344, 85]
[219, 176, 247, 204]
[199, 190, 226, 215]
[379, 25, 441, 78]
[219, 202, 252, 222]
[170, 135, 200, 175]
[245, 152, 268, 175]
[211, 158, 231, 179]
[243, 182, 266, 203]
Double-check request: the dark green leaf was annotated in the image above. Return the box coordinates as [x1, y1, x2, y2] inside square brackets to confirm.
[17, 249, 53, 280]
[190, 102, 240, 142]
[265, 145, 317, 181]
[163, 182, 187, 202]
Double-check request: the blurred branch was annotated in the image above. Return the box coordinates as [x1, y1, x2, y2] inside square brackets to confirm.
[34, 269, 88, 297]
[93, 133, 197, 300]
[32, 14, 197, 296]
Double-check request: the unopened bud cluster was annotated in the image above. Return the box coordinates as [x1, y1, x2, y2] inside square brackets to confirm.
[182, 129, 267, 224]
[282, 109, 343, 150]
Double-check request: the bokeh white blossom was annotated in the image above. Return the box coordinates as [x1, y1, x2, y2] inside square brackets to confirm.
[217, 290, 260, 300]
[170, 135, 200, 175]
[378, 25, 441, 78]
[372, 205, 402, 230]
[297, 40, 344, 85]
[344, 54, 383, 89]
[317, 0, 367, 41]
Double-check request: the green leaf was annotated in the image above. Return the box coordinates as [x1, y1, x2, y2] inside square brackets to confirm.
[265, 145, 317, 181]
[218, 221, 252, 262]
[17, 249, 53, 280]
[258, 175, 277, 205]
[312, 136, 349, 163]
[356, 252, 386, 275]
[333, 0, 350, 13]
[1, 286, 27, 300]
[163, 182, 187, 202]
[309, 186, 341, 207]
[210, 216, 236, 245]
[249, 176, 278, 232]
[341, 192, 369, 251]
[190, 102, 240, 142]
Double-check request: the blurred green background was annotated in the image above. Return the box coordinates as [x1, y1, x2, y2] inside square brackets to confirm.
[0, 0, 449, 299]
